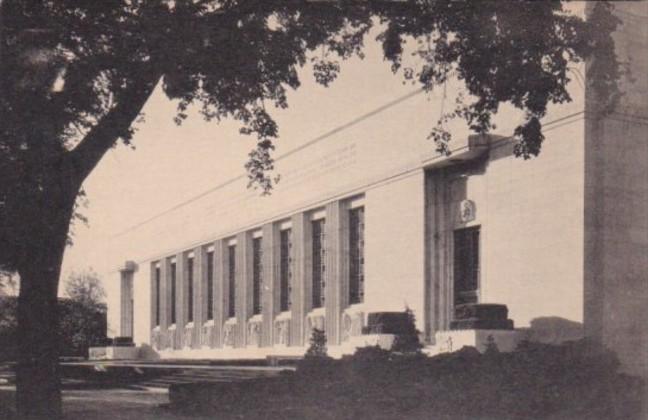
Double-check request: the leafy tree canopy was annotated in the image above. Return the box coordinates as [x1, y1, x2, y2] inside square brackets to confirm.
[0, 1, 620, 274]
[63, 268, 106, 306]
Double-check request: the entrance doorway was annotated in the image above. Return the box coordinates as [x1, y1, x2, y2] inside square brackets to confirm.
[453, 226, 480, 306]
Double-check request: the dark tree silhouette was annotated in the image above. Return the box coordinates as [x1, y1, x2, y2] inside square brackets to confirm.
[0, 1, 619, 418]
[60, 270, 108, 356]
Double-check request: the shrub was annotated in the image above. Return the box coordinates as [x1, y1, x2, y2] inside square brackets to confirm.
[172, 338, 645, 420]
[390, 307, 423, 355]
[298, 328, 336, 379]
[304, 328, 328, 358]
[0, 296, 107, 359]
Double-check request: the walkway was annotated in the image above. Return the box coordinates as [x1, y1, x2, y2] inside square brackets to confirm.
[0, 362, 292, 419]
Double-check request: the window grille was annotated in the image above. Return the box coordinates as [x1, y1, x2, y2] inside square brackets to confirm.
[312, 219, 326, 308]
[170, 261, 177, 324]
[349, 207, 365, 304]
[279, 229, 293, 312]
[252, 237, 263, 315]
[187, 257, 194, 323]
[155, 266, 161, 326]
[206, 251, 214, 320]
[228, 245, 236, 318]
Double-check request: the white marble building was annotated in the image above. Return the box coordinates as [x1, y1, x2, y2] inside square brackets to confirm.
[106, 2, 647, 376]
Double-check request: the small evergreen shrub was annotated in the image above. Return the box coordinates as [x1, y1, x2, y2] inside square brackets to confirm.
[298, 328, 335, 378]
[484, 334, 500, 356]
[304, 328, 328, 358]
[352, 345, 392, 362]
[390, 307, 423, 355]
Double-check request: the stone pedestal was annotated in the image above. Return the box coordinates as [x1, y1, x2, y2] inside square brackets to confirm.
[89, 346, 140, 360]
[431, 329, 524, 355]
[450, 303, 514, 330]
[118, 261, 138, 338]
[273, 312, 291, 346]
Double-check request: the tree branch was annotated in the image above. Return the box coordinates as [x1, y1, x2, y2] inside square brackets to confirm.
[68, 67, 162, 183]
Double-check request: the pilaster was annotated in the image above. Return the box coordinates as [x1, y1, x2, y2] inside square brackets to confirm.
[261, 223, 279, 347]
[325, 201, 345, 345]
[214, 240, 226, 348]
[175, 252, 186, 349]
[150, 262, 158, 335]
[236, 231, 252, 347]
[160, 258, 171, 330]
[163, 257, 175, 349]
[119, 261, 137, 338]
[192, 246, 204, 348]
[291, 212, 309, 346]
[428, 170, 453, 338]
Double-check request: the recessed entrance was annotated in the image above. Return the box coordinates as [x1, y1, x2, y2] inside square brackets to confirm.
[453, 226, 480, 306]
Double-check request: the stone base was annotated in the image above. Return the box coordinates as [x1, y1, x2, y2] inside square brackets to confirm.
[89, 346, 140, 360]
[427, 329, 524, 356]
[450, 303, 514, 330]
[450, 319, 514, 330]
[331, 334, 396, 358]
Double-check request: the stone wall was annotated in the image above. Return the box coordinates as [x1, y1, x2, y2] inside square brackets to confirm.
[584, 1, 648, 377]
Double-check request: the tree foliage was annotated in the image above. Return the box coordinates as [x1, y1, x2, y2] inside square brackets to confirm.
[58, 299, 107, 358]
[63, 268, 106, 306]
[61, 270, 108, 356]
[0, 1, 620, 273]
[0, 296, 18, 361]
[0, 295, 107, 360]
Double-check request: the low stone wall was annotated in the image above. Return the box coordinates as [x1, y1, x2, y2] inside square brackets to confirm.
[88, 346, 139, 360]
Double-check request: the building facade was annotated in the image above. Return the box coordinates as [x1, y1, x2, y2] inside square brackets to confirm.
[108, 2, 647, 375]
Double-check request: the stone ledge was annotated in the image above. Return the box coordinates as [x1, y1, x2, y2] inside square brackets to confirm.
[428, 329, 524, 356]
[89, 346, 140, 360]
[450, 319, 514, 330]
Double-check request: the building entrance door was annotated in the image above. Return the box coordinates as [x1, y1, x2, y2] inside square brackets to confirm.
[453, 226, 480, 306]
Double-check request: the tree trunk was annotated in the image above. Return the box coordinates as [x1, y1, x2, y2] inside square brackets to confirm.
[15, 194, 74, 419]
[15, 262, 63, 419]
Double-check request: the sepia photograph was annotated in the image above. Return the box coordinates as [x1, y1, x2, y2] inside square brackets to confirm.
[0, 1, 647, 419]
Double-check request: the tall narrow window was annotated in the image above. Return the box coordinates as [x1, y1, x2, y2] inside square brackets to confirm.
[453, 226, 480, 306]
[155, 265, 161, 327]
[349, 207, 365, 304]
[279, 229, 293, 312]
[187, 256, 194, 323]
[252, 237, 263, 315]
[170, 261, 177, 324]
[312, 218, 326, 309]
[206, 251, 214, 321]
[228, 245, 236, 318]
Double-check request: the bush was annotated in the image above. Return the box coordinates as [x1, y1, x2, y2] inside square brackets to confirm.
[173, 338, 646, 420]
[0, 296, 107, 359]
[390, 307, 423, 355]
[304, 328, 328, 358]
[58, 299, 108, 357]
[298, 328, 336, 378]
